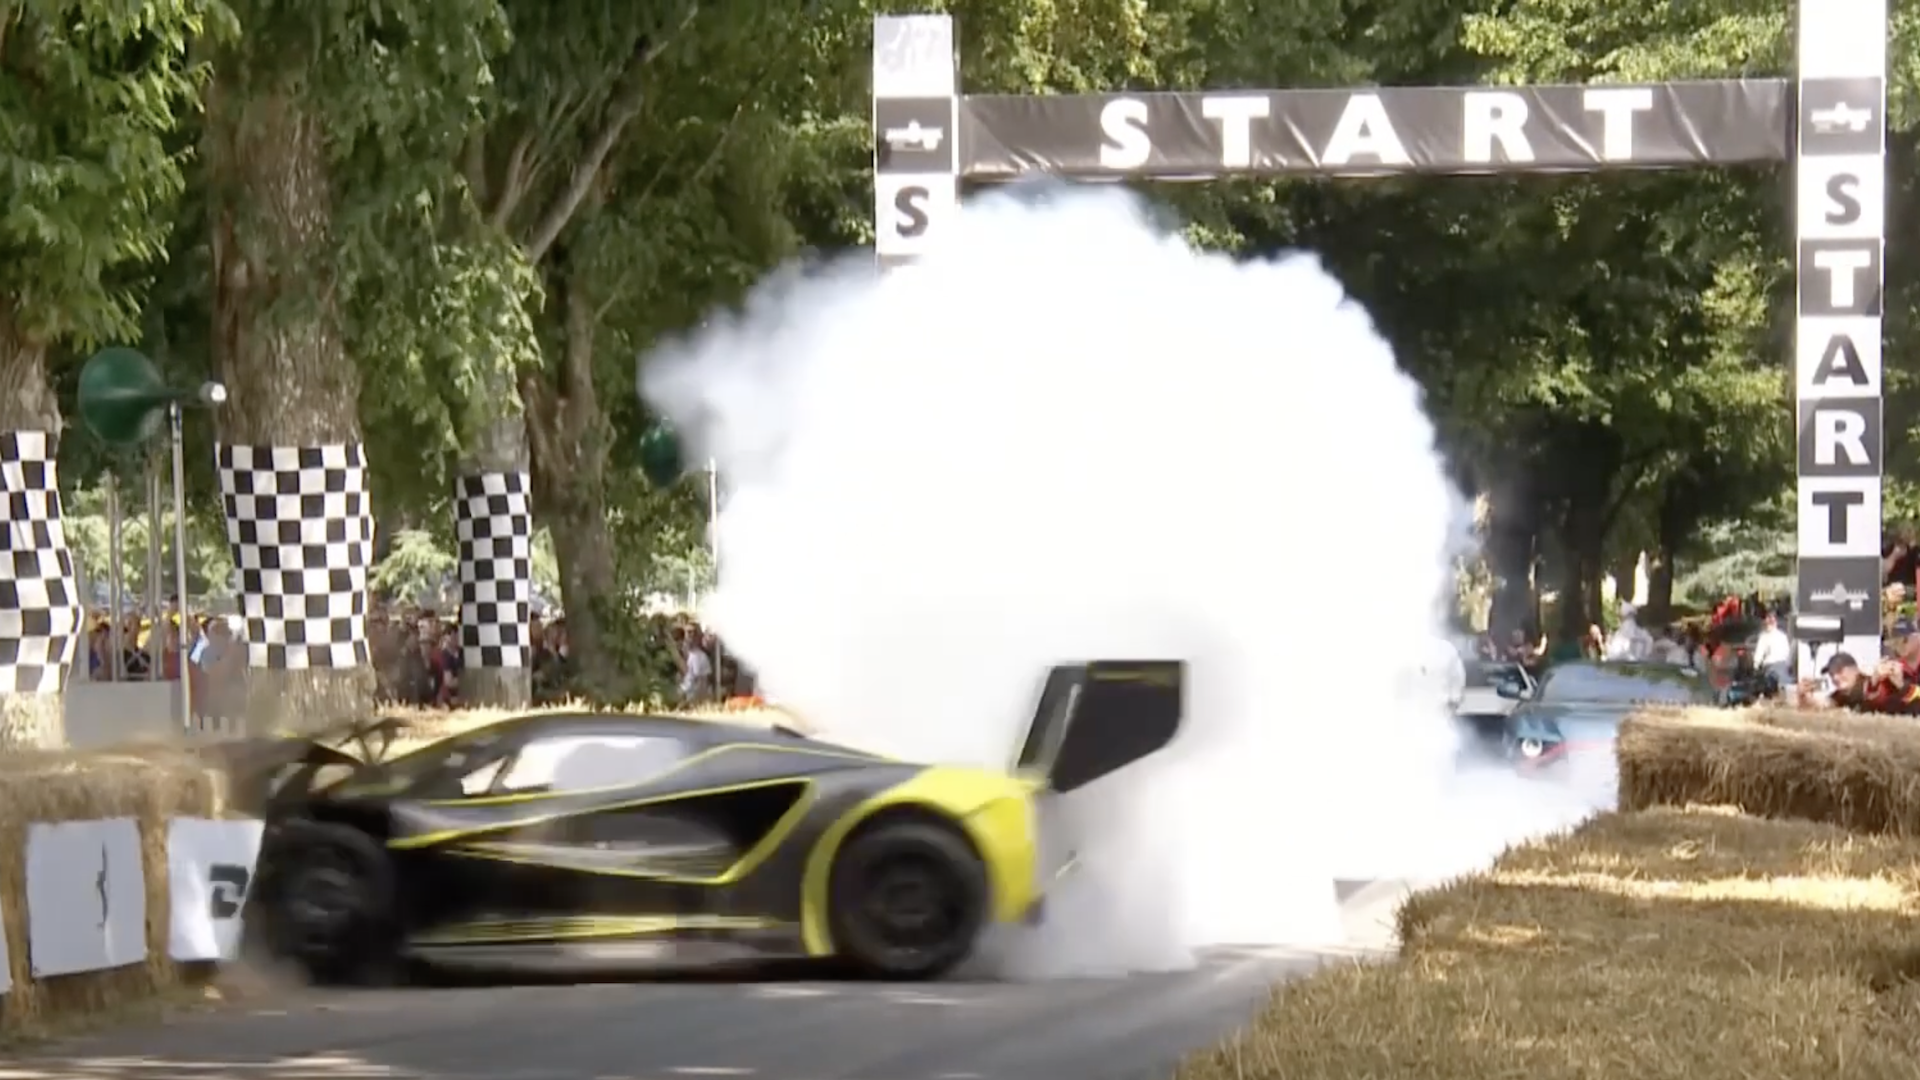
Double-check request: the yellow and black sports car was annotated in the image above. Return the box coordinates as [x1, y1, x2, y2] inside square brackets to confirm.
[242, 660, 1182, 984]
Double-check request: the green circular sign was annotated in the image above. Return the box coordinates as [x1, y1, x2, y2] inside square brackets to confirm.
[77, 347, 171, 447]
[638, 423, 687, 487]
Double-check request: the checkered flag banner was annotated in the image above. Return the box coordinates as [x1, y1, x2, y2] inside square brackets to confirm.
[217, 443, 375, 669]
[456, 471, 533, 668]
[0, 431, 82, 695]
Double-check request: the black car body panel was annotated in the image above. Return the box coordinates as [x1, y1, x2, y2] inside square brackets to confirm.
[241, 660, 1188, 978]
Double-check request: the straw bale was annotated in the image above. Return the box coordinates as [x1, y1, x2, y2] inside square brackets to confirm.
[0, 744, 228, 1038]
[1179, 806, 1920, 1080]
[1617, 704, 1920, 835]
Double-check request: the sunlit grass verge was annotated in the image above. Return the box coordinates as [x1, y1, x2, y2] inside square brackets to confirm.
[1179, 805, 1920, 1079]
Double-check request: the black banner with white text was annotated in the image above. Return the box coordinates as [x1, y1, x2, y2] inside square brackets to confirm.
[956, 82, 1790, 179]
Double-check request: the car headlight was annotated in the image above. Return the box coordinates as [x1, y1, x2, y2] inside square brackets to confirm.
[1517, 738, 1546, 759]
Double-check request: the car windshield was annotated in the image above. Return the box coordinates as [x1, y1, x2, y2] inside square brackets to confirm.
[1536, 663, 1702, 706]
[342, 725, 516, 791]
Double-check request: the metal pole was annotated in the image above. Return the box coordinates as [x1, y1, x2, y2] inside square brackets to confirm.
[169, 404, 194, 727]
[146, 458, 163, 678]
[708, 460, 723, 698]
[107, 473, 124, 681]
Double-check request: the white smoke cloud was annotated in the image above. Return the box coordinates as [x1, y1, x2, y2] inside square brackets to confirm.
[641, 183, 1611, 978]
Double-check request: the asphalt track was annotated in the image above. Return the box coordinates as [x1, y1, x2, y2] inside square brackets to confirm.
[17, 882, 1404, 1080]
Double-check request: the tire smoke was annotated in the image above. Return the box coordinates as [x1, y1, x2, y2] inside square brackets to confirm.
[641, 184, 1609, 978]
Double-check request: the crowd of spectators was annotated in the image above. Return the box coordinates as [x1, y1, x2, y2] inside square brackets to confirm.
[80, 599, 747, 718]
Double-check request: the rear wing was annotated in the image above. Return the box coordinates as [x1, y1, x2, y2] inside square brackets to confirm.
[1014, 660, 1184, 792]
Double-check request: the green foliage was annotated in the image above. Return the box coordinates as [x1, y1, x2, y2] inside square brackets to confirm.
[369, 527, 455, 604]
[0, 0, 235, 347]
[1677, 522, 1796, 602]
[24, 0, 1920, 649]
[63, 483, 235, 602]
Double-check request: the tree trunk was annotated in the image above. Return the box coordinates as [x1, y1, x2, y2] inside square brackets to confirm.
[205, 79, 375, 734]
[1484, 477, 1539, 637]
[1608, 550, 1640, 609]
[1646, 488, 1686, 624]
[525, 255, 621, 702]
[1557, 495, 1607, 641]
[1646, 550, 1675, 624]
[0, 302, 79, 748]
[455, 403, 532, 709]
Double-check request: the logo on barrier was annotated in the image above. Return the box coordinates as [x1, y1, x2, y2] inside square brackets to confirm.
[209, 863, 252, 919]
[1810, 103, 1874, 135]
[1809, 581, 1872, 611]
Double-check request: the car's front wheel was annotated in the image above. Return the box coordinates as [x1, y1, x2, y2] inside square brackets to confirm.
[255, 820, 397, 985]
[828, 817, 988, 980]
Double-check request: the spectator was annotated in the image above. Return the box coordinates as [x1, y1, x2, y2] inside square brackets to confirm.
[156, 619, 183, 681]
[1886, 531, 1919, 589]
[394, 624, 434, 706]
[120, 615, 151, 680]
[1805, 651, 1920, 715]
[1751, 611, 1793, 689]
[1651, 626, 1690, 665]
[84, 620, 110, 680]
[1604, 604, 1652, 661]
[431, 623, 462, 707]
[679, 631, 713, 704]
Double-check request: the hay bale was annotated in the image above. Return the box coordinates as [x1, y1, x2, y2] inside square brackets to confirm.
[0, 745, 227, 1038]
[1180, 806, 1920, 1079]
[1617, 705, 1920, 835]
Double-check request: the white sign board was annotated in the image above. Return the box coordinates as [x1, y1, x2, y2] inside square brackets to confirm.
[0, 894, 11, 994]
[26, 818, 147, 977]
[167, 817, 266, 962]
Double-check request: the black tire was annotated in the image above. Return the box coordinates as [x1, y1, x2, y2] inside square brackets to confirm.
[255, 820, 398, 986]
[827, 818, 988, 980]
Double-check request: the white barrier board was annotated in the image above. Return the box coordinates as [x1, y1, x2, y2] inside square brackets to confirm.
[26, 818, 147, 977]
[0, 893, 11, 993]
[167, 817, 266, 962]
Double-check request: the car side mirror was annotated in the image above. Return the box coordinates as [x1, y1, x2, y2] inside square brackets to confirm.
[1495, 680, 1529, 701]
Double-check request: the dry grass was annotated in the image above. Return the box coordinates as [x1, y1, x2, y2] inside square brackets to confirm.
[1183, 806, 1920, 1079]
[0, 744, 228, 1039]
[1617, 705, 1920, 836]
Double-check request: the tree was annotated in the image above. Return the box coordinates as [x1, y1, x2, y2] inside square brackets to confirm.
[0, 0, 231, 746]
[439, 0, 712, 706]
[477, 0, 858, 700]
[197, 0, 509, 731]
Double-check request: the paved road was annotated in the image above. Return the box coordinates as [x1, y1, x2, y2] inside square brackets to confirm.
[21, 882, 1405, 1080]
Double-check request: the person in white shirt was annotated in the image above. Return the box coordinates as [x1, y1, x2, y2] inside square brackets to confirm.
[680, 642, 713, 703]
[1603, 604, 1654, 662]
[1750, 610, 1793, 689]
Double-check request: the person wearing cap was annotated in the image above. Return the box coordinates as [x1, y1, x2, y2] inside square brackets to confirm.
[1810, 652, 1873, 711]
[1867, 623, 1920, 714]
[1809, 651, 1920, 714]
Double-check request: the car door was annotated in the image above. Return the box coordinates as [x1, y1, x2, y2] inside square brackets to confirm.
[434, 732, 728, 927]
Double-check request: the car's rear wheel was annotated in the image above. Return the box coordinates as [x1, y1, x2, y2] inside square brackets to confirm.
[256, 820, 397, 986]
[828, 818, 987, 980]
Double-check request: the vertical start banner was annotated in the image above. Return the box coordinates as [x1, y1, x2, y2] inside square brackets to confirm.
[1793, 0, 1889, 674]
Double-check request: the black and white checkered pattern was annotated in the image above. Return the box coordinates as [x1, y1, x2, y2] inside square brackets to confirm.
[216, 443, 374, 669]
[456, 471, 533, 669]
[0, 431, 81, 694]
